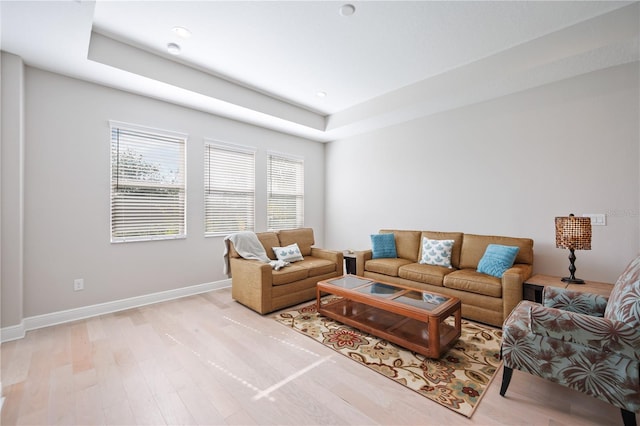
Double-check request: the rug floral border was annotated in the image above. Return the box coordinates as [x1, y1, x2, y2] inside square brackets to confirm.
[274, 301, 502, 418]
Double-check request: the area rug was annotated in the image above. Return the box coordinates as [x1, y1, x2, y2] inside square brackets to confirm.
[274, 301, 502, 418]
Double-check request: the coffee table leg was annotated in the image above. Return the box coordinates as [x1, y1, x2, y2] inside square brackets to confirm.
[428, 318, 440, 358]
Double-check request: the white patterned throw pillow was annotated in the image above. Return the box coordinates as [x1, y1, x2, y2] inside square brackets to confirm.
[419, 237, 454, 268]
[272, 243, 304, 263]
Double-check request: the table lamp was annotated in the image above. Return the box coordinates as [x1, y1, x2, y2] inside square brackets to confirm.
[555, 213, 592, 284]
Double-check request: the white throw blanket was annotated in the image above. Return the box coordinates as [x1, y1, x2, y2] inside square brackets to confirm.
[223, 231, 289, 276]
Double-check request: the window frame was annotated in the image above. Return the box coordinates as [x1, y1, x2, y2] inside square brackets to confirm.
[109, 120, 187, 243]
[203, 140, 256, 237]
[267, 151, 305, 231]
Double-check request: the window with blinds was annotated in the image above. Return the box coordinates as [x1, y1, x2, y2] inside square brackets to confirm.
[267, 152, 304, 230]
[110, 121, 187, 243]
[204, 141, 255, 236]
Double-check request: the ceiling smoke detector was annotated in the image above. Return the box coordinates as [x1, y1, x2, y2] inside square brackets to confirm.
[339, 4, 356, 16]
[172, 26, 192, 39]
[167, 43, 181, 55]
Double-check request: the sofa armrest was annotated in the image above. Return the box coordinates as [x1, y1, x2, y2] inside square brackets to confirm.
[542, 286, 608, 317]
[529, 304, 640, 359]
[502, 263, 532, 320]
[310, 248, 344, 275]
[356, 250, 372, 276]
[229, 258, 273, 313]
[230, 257, 272, 280]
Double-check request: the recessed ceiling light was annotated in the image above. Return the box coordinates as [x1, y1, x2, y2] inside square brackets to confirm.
[316, 91, 327, 98]
[172, 26, 192, 39]
[167, 43, 181, 55]
[339, 4, 356, 16]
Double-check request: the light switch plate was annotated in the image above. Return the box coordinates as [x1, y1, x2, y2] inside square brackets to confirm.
[583, 213, 606, 226]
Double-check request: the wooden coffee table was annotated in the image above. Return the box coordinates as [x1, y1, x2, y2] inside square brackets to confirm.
[317, 275, 461, 358]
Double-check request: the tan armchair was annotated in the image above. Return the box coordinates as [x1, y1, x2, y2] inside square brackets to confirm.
[500, 255, 640, 426]
[228, 228, 343, 314]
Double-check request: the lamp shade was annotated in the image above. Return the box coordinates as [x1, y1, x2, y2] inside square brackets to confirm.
[555, 215, 592, 250]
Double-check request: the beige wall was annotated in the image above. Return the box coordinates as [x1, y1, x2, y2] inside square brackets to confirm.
[325, 62, 640, 283]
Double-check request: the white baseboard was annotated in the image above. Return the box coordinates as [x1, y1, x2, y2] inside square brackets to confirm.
[0, 279, 231, 343]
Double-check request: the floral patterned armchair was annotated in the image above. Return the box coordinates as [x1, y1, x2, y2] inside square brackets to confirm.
[500, 255, 640, 426]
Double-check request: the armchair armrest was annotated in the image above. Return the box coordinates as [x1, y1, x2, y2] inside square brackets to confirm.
[501, 263, 532, 320]
[355, 250, 372, 276]
[542, 286, 608, 317]
[310, 247, 343, 262]
[310, 248, 344, 275]
[529, 304, 640, 360]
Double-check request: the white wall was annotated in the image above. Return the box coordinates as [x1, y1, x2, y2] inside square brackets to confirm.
[7, 67, 326, 321]
[1, 52, 25, 328]
[2, 58, 638, 329]
[325, 62, 640, 283]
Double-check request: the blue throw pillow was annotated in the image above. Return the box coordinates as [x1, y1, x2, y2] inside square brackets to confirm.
[477, 244, 520, 278]
[371, 233, 397, 259]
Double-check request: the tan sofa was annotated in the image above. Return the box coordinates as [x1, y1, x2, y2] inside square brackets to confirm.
[228, 228, 343, 314]
[356, 229, 534, 327]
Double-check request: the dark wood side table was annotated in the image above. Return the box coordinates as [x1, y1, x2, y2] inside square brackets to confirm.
[523, 274, 613, 303]
[343, 251, 357, 275]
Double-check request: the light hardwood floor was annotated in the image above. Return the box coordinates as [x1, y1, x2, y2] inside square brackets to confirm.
[1, 287, 634, 425]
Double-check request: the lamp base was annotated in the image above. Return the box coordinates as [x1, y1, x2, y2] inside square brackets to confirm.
[561, 276, 585, 284]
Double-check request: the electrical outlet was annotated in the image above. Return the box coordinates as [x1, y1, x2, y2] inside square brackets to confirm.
[583, 213, 607, 226]
[74, 278, 84, 291]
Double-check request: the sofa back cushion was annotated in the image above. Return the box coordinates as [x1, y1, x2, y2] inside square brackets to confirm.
[605, 255, 640, 328]
[255, 232, 281, 260]
[371, 233, 397, 258]
[459, 234, 534, 270]
[380, 229, 422, 262]
[419, 231, 464, 269]
[278, 228, 315, 256]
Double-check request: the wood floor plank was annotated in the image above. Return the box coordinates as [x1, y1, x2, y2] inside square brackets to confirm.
[126, 393, 167, 426]
[152, 390, 197, 425]
[1, 341, 31, 387]
[70, 323, 93, 374]
[1, 382, 24, 425]
[177, 386, 226, 425]
[47, 364, 75, 425]
[103, 399, 136, 425]
[1, 286, 635, 426]
[74, 384, 106, 425]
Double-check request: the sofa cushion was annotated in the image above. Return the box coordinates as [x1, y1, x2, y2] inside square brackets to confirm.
[256, 232, 280, 260]
[278, 228, 314, 256]
[477, 244, 520, 278]
[459, 234, 534, 270]
[444, 269, 502, 298]
[380, 230, 421, 261]
[398, 263, 450, 286]
[605, 255, 640, 327]
[272, 243, 304, 262]
[365, 258, 413, 277]
[419, 231, 463, 269]
[271, 264, 309, 285]
[296, 257, 337, 277]
[419, 237, 454, 268]
[371, 233, 397, 259]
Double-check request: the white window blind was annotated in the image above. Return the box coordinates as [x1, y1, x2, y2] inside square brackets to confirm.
[267, 152, 304, 230]
[110, 122, 187, 242]
[204, 141, 255, 235]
